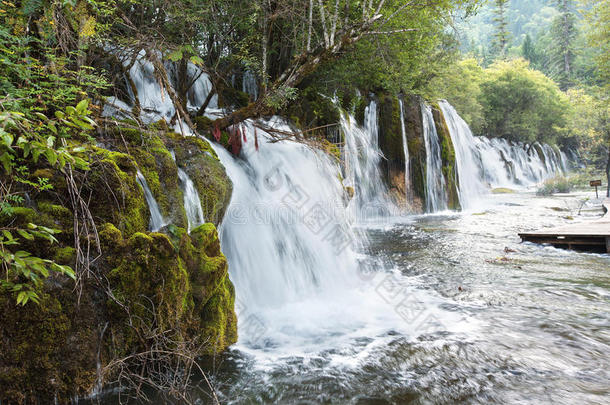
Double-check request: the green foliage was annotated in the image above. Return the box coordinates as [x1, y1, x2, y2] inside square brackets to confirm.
[426, 58, 485, 134]
[582, 0, 610, 85]
[565, 87, 609, 165]
[536, 175, 573, 195]
[480, 58, 569, 143]
[0, 225, 75, 305]
[491, 0, 511, 58]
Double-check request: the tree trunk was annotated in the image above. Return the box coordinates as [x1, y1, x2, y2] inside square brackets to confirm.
[606, 145, 610, 197]
[206, 15, 381, 130]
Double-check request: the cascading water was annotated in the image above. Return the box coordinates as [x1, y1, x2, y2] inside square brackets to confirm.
[399, 99, 411, 203]
[177, 168, 205, 232]
[421, 104, 448, 212]
[242, 70, 258, 101]
[136, 170, 166, 231]
[206, 116, 464, 365]
[170, 150, 205, 232]
[342, 100, 393, 219]
[438, 101, 488, 209]
[438, 100, 569, 210]
[209, 119, 359, 311]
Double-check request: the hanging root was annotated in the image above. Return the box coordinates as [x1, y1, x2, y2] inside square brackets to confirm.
[62, 161, 101, 304]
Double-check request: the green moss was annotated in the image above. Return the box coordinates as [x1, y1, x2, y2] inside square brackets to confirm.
[164, 136, 232, 225]
[0, 121, 237, 403]
[53, 247, 76, 264]
[492, 187, 515, 194]
[0, 292, 82, 404]
[432, 107, 460, 210]
[194, 115, 213, 131]
[86, 147, 149, 236]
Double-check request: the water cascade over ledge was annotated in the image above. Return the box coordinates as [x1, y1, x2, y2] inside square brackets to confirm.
[342, 100, 395, 219]
[136, 170, 166, 231]
[422, 103, 448, 212]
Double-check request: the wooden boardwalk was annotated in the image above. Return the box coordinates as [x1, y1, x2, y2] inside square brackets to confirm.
[519, 199, 610, 253]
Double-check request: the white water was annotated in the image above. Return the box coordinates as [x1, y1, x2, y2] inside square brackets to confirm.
[177, 168, 205, 232]
[207, 117, 469, 364]
[342, 101, 393, 219]
[170, 150, 206, 232]
[399, 99, 411, 204]
[421, 104, 448, 212]
[242, 70, 258, 101]
[438, 101, 488, 209]
[136, 170, 166, 232]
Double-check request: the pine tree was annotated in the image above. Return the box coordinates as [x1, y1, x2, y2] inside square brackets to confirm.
[550, 0, 577, 89]
[522, 34, 537, 65]
[491, 0, 511, 59]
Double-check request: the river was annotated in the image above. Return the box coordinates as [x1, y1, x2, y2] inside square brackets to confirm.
[190, 190, 609, 404]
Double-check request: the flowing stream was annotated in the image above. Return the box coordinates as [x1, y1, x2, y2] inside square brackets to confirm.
[342, 101, 394, 219]
[399, 99, 411, 203]
[200, 133, 609, 404]
[135, 170, 166, 232]
[98, 59, 606, 404]
[422, 103, 448, 212]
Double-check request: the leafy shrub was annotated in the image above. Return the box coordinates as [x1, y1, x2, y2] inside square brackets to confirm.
[536, 176, 572, 196]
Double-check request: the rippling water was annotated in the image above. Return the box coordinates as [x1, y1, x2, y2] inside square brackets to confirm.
[203, 191, 609, 404]
[98, 191, 609, 404]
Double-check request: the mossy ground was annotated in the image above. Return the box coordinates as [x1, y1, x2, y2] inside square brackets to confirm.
[0, 121, 236, 404]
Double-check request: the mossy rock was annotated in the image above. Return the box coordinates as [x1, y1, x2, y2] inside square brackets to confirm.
[432, 106, 460, 210]
[402, 95, 427, 210]
[492, 188, 516, 194]
[164, 134, 232, 225]
[85, 147, 150, 237]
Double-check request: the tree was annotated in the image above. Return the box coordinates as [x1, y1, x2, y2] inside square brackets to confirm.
[479, 58, 569, 143]
[491, 0, 511, 59]
[427, 58, 486, 134]
[581, 0, 610, 194]
[522, 34, 538, 65]
[549, 0, 577, 89]
[193, 0, 483, 129]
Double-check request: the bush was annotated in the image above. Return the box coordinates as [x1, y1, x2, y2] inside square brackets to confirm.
[536, 176, 572, 195]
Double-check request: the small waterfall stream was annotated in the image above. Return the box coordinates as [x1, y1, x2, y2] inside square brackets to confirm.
[171, 151, 205, 232]
[439, 101, 490, 209]
[399, 99, 411, 203]
[136, 170, 166, 231]
[342, 101, 393, 219]
[421, 104, 448, 212]
[177, 168, 205, 232]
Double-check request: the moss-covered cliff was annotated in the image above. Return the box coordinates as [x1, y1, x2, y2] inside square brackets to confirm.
[0, 123, 236, 403]
[432, 106, 461, 210]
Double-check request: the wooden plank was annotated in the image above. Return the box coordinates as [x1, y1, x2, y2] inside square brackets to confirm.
[518, 201, 610, 253]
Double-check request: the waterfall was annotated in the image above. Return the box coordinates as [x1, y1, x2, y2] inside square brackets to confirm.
[136, 171, 166, 231]
[171, 151, 205, 232]
[105, 48, 218, 124]
[437, 100, 568, 210]
[421, 104, 448, 212]
[399, 99, 411, 203]
[185, 63, 218, 113]
[342, 100, 393, 219]
[438, 101, 489, 209]
[242, 70, 258, 100]
[207, 119, 360, 313]
[125, 50, 176, 124]
[178, 168, 205, 232]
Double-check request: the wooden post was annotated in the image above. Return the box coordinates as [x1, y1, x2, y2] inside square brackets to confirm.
[606, 237, 610, 254]
[590, 180, 602, 199]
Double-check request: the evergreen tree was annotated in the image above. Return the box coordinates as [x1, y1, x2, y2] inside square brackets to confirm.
[522, 34, 537, 65]
[550, 0, 577, 89]
[491, 0, 511, 59]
